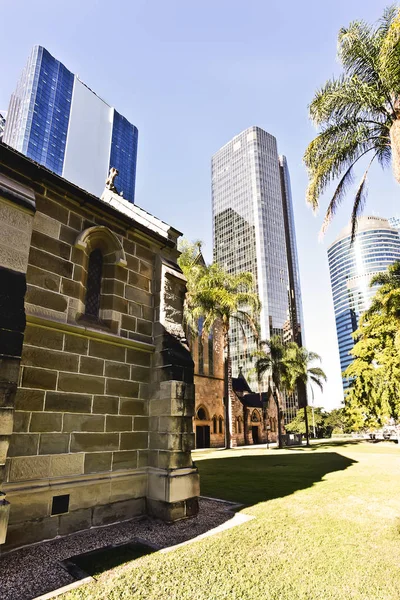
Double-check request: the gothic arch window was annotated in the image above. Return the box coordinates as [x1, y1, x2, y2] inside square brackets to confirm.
[237, 417, 243, 434]
[213, 416, 217, 434]
[74, 226, 127, 328]
[84, 249, 103, 319]
[75, 226, 127, 267]
[197, 407, 208, 421]
[251, 410, 260, 423]
[218, 416, 223, 434]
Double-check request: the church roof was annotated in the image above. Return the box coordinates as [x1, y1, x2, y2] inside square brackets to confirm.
[240, 392, 269, 408]
[232, 371, 253, 394]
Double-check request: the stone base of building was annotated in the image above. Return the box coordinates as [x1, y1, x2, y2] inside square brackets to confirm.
[0, 465, 199, 553]
[147, 466, 200, 521]
[147, 496, 199, 522]
[3, 497, 145, 552]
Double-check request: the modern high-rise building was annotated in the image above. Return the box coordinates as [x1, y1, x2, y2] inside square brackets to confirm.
[0, 113, 6, 139]
[389, 215, 400, 229]
[327, 216, 400, 391]
[279, 155, 304, 347]
[3, 46, 138, 202]
[212, 126, 304, 421]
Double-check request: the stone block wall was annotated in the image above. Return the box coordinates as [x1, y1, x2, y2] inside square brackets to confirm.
[0, 145, 199, 552]
[0, 173, 36, 544]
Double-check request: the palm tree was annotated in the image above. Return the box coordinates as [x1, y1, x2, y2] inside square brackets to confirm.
[180, 248, 261, 449]
[304, 6, 400, 238]
[253, 336, 293, 449]
[285, 346, 327, 446]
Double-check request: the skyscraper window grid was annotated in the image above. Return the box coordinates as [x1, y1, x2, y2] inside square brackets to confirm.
[109, 110, 138, 202]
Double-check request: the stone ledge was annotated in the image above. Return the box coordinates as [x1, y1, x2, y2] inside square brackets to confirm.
[2, 466, 148, 493]
[0, 174, 36, 214]
[25, 315, 155, 353]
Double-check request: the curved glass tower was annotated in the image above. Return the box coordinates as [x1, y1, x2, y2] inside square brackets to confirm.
[327, 216, 400, 390]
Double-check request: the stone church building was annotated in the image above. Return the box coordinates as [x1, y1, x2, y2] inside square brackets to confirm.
[191, 322, 280, 448]
[0, 143, 199, 552]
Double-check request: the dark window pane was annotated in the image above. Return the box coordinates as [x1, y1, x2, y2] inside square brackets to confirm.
[85, 249, 103, 318]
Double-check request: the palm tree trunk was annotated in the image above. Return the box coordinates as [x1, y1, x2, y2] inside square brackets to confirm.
[390, 119, 400, 184]
[275, 390, 284, 449]
[224, 332, 233, 449]
[304, 405, 310, 447]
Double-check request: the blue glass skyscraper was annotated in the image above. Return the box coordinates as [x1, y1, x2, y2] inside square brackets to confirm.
[3, 46, 138, 202]
[327, 216, 400, 391]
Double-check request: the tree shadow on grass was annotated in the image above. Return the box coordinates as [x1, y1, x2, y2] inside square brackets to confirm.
[196, 451, 356, 506]
[282, 440, 366, 451]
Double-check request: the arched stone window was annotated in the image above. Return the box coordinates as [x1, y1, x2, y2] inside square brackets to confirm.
[84, 249, 103, 319]
[75, 226, 127, 267]
[218, 416, 223, 434]
[197, 407, 208, 421]
[74, 226, 127, 328]
[237, 417, 243, 434]
[251, 410, 260, 423]
[213, 416, 217, 434]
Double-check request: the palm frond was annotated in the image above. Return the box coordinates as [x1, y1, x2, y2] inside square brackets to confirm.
[305, 8, 398, 227]
[309, 375, 325, 392]
[319, 159, 356, 234]
[350, 152, 378, 241]
[379, 6, 400, 97]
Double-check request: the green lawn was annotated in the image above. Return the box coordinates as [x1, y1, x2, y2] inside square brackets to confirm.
[63, 441, 400, 600]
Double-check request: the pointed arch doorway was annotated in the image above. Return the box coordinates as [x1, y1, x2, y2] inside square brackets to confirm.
[195, 406, 210, 448]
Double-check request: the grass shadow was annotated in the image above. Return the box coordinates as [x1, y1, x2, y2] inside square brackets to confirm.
[196, 451, 356, 506]
[282, 440, 366, 451]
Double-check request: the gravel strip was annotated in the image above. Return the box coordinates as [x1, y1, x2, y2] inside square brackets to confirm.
[0, 498, 240, 600]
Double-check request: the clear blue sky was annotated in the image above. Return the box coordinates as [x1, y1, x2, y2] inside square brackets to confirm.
[2, 0, 399, 410]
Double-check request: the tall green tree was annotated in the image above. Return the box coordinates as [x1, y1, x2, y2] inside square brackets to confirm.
[304, 6, 400, 237]
[344, 311, 400, 424]
[179, 243, 260, 448]
[286, 406, 327, 438]
[253, 336, 294, 449]
[284, 345, 327, 445]
[324, 408, 351, 435]
[344, 261, 400, 424]
[254, 339, 326, 447]
[286, 407, 350, 437]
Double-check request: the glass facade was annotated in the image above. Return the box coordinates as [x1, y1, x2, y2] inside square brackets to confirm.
[327, 216, 400, 391]
[279, 155, 305, 347]
[3, 46, 73, 175]
[109, 110, 138, 202]
[3, 46, 138, 202]
[212, 126, 304, 422]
